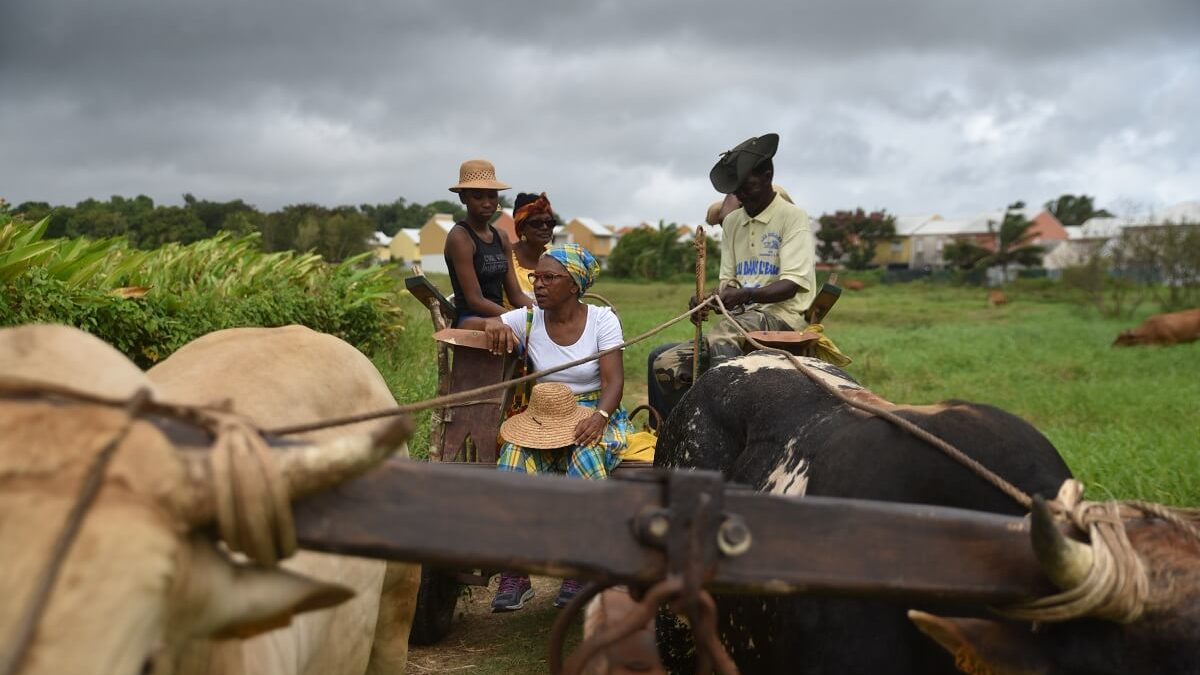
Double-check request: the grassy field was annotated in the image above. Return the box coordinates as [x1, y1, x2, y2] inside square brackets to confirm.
[379, 274, 1198, 673]
[379, 273, 1199, 505]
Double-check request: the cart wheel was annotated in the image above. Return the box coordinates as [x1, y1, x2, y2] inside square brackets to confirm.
[408, 566, 461, 646]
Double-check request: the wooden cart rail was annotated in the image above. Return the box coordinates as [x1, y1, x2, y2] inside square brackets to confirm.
[293, 459, 1054, 604]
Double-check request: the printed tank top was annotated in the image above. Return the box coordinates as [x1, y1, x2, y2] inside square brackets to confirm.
[446, 222, 508, 318]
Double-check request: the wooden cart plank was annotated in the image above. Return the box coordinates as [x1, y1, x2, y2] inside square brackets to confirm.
[292, 460, 1053, 603]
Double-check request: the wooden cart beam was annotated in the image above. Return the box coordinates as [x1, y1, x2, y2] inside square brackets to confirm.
[292, 460, 1054, 604]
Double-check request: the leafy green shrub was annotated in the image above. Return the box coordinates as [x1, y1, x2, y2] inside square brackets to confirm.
[0, 212, 407, 366]
[607, 223, 718, 281]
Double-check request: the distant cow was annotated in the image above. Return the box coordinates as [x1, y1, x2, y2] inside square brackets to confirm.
[844, 279, 866, 291]
[1113, 308, 1200, 347]
[987, 289, 1007, 307]
[652, 352, 1200, 675]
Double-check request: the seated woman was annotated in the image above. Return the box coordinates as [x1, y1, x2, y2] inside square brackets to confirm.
[461, 243, 633, 612]
[509, 192, 558, 300]
[445, 159, 532, 325]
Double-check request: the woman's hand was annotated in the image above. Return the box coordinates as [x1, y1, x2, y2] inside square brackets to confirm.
[573, 411, 607, 447]
[484, 320, 518, 356]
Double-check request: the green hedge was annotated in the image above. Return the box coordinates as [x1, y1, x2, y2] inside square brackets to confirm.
[1, 212, 407, 367]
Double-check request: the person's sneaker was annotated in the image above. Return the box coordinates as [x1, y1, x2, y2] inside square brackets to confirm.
[491, 573, 533, 613]
[554, 579, 584, 609]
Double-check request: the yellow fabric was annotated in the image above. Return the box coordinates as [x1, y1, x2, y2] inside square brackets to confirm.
[503, 250, 537, 309]
[719, 193, 817, 329]
[800, 323, 852, 367]
[511, 251, 535, 294]
[622, 430, 657, 461]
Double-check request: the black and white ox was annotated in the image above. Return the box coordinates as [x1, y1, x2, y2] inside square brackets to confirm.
[654, 352, 1200, 675]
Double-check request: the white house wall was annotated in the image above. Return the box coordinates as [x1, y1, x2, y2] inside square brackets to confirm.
[420, 254, 449, 274]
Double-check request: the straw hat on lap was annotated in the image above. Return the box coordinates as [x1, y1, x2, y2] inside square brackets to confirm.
[500, 383, 594, 449]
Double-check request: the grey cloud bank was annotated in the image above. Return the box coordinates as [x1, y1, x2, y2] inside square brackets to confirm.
[2, 0, 1197, 225]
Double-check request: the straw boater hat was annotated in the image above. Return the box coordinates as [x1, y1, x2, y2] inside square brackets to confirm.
[449, 159, 511, 193]
[500, 383, 594, 449]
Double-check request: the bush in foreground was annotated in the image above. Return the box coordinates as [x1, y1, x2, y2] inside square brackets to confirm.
[0, 212, 406, 367]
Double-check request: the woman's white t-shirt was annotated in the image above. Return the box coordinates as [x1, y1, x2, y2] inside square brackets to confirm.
[499, 305, 623, 394]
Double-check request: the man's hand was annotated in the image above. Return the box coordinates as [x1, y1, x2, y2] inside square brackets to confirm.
[484, 320, 518, 356]
[689, 293, 711, 325]
[573, 412, 607, 447]
[718, 286, 753, 311]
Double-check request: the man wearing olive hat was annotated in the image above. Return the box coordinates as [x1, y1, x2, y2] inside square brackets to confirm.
[649, 133, 817, 417]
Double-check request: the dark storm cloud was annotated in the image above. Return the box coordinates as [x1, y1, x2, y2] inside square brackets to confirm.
[1, 0, 1197, 224]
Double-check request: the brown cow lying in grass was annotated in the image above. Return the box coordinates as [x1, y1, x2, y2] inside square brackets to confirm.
[844, 279, 866, 291]
[987, 289, 1008, 307]
[1113, 308, 1200, 347]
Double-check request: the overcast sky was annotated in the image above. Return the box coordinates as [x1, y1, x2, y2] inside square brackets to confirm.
[2, 0, 1197, 226]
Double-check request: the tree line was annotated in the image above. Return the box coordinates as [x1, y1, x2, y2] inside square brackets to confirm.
[11, 190, 1110, 269]
[9, 194, 486, 261]
[606, 193, 1112, 281]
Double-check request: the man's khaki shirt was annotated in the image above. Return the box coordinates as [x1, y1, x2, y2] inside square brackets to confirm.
[718, 193, 816, 328]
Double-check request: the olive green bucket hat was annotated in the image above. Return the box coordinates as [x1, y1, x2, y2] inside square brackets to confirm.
[709, 133, 779, 194]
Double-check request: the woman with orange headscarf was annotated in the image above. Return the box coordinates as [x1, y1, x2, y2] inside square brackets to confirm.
[509, 192, 557, 298]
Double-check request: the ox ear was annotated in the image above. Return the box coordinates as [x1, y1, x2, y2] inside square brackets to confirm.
[178, 538, 354, 640]
[908, 611, 1052, 675]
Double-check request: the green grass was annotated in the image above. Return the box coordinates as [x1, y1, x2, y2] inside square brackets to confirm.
[377, 275, 1199, 506]
[828, 282, 1199, 505]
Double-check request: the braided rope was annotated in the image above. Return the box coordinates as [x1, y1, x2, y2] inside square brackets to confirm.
[998, 480, 1151, 623]
[207, 411, 297, 565]
[266, 295, 720, 436]
[0, 382, 300, 566]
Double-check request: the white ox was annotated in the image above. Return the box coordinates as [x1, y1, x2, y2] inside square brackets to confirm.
[0, 324, 419, 675]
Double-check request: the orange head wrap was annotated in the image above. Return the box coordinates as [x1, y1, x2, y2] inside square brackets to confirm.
[513, 192, 555, 234]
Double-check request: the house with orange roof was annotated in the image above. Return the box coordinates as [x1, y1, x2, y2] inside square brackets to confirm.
[563, 217, 616, 265]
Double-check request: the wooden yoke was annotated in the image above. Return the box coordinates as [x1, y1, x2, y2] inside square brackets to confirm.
[433, 328, 518, 463]
[294, 462, 1057, 604]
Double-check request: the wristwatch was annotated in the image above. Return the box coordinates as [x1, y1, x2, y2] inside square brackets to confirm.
[596, 409, 610, 419]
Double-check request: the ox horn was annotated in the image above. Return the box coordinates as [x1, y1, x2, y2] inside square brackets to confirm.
[176, 414, 414, 526]
[1030, 495, 1094, 590]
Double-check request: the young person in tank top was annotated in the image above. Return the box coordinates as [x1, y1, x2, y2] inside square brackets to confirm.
[444, 159, 533, 326]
